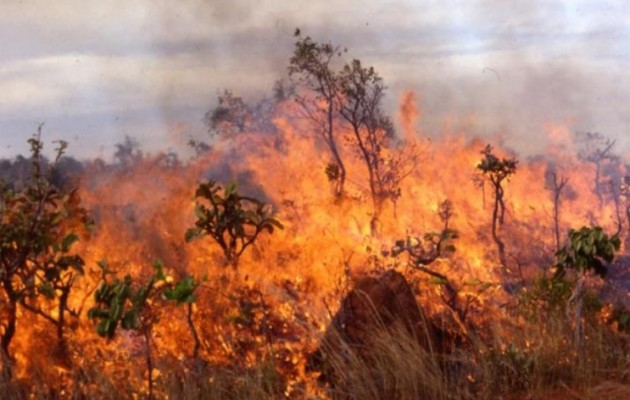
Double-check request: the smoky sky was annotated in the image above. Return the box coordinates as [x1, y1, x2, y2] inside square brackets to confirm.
[1, 0, 629, 160]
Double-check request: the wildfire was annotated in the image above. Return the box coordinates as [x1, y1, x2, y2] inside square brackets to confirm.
[2, 49, 629, 400]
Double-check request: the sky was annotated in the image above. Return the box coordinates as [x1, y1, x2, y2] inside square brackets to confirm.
[0, 0, 629, 160]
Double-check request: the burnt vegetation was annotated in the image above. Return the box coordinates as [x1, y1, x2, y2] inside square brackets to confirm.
[0, 32, 629, 400]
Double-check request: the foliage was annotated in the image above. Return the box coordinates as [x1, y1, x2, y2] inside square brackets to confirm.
[553, 226, 620, 359]
[185, 180, 283, 269]
[88, 260, 203, 399]
[0, 131, 90, 374]
[518, 275, 573, 322]
[477, 145, 519, 182]
[164, 275, 198, 304]
[554, 226, 620, 279]
[390, 200, 486, 325]
[88, 260, 163, 338]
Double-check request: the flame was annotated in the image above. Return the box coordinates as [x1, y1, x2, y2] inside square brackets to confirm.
[6, 90, 628, 397]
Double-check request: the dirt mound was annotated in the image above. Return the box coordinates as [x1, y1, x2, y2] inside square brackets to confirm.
[307, 270, 452, 381]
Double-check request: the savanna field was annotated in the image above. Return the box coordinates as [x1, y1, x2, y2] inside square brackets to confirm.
[0, 32, 629, 400]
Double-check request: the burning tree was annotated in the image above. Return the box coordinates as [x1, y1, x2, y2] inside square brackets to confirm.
[289, 29, 347, 198]
[338, 59, 417, 234]
[185, 180, 283, 269]
[477, 145, 518, 270]
[0, 131, 91, 377]
[391, 200, 491, 327]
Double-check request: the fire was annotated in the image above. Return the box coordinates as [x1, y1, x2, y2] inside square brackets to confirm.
[2, 87, 628, 397]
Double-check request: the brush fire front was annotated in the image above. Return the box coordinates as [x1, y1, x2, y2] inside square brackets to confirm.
[0, 31, 629, 399]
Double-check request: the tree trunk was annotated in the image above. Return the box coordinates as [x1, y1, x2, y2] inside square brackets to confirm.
[144, 330, 155, 400]
[491, 186, 507, 269]
[56, 290, 70, 362]
[571, 272, 586, 363]
[1, 295, 16, 380]
[326, 102, 346, 198]
[187, 303, 201, 360]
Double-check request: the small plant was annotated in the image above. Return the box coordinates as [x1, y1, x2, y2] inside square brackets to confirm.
[88, 261, 165, 399]
[88, 260, 201, 399]
[163, 275, 202, 360]
[554, 226, 620, 357]
[185, 180, 283, 269]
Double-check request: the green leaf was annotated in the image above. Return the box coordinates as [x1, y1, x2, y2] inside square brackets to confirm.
[61, 232, 79, 253]
[97, 319, 115, 338]
[429, 276, 447, 285]
[152, 260, 165, 280]
[122, 310, 138, 330]
[185, 227, 202, 242]
[194, 205, 206, 220]
[38, 282, 56, 299]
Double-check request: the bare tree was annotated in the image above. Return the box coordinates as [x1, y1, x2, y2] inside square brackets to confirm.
[577, 132, 618, 208]
[546, 171, 569, 253]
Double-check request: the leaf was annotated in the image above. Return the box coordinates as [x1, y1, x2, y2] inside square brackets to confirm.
[38, 282, 56, 299]
[185, 227, 203, 242]
[97, 319, 115, 338]
[194, 205, 206, 220]
[61, 233, 79, 253]
[444, 244, 457, 253]
[152, 260, 165, 280]
[122, 310, 138, 330]
[429, 276, 447, 285]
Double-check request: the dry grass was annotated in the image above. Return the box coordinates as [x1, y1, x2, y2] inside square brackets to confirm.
[0, 300, 628, 399]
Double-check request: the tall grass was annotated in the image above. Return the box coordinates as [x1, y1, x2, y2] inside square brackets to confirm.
[0, 302, 628, 399]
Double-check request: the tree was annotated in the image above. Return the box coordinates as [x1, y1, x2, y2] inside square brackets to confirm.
[477, 145, 518, 270]
[114, 135, 143, 168]
[0, 131, 91, 377]
[338, 59, 417, 233]
[204, 88, 280, 139]
[163, 275, 201, 360]
[554, 226, 620, 357]
[185, 181, 283, 269]
[390, 200, 484, 327]
[289, 29, 347, 198]
[545, 171, 569, 253]
[205, 90, 253, 137]
[577, 132, 618, 208]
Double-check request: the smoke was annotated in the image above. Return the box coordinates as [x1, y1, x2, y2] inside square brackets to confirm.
[0, 1, 629, 159]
